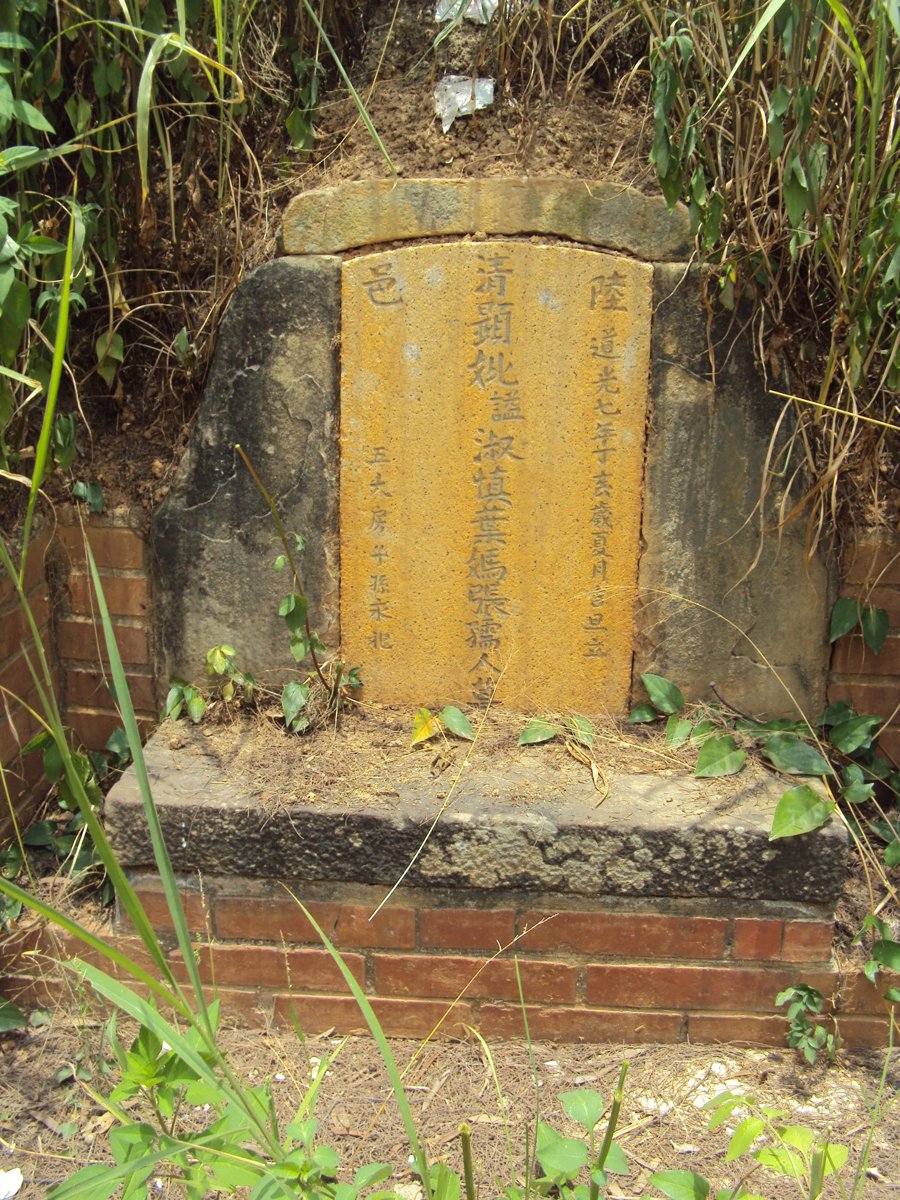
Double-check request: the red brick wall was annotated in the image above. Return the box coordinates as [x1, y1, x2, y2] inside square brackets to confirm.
[829, 533, 900, 766]
[0, 510, 155, 839]
[0, 530, 56, 838]
[53, 876, 886, 1049]
[54, 510, 157, 750]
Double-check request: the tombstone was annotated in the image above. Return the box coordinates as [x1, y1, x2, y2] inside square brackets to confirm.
[153, 179, 830, 717]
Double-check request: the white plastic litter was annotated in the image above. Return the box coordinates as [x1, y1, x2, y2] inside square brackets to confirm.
[435, 0, 499, 25]
[434, 75, 495, 132]
[0, 1168, 23, 1200]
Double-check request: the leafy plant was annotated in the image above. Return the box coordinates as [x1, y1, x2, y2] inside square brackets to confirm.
[776, 984, 839, 1064]
[411, 705, 476, 746]
[650, 1086, 850, 1200]
[830, 598, 890, 656]
[517, 712, 607, 793]
[636, 0, 900, 546]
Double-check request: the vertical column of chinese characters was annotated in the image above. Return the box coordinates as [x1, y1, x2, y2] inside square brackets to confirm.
[360, 259, 403, 657]
[365, 446, 394, 653]
[466, 253, 521, 702]
[584, 270, 626, 661]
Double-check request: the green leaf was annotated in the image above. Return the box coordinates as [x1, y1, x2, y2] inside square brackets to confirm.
[770, 785, 835, 840]
[604, 1142, 629, 1174]
[860, 606, 889, 654]
[24, 820, 55, 847]
[760, 734, 833, 776]
[627, 703, 658, 724]
[830, 715, 881, 754]
[755, 1144, 805, 1178]
[564, 714, 595, 746]
[560, 1087, 605, 1130]
[353, 1164, 392, 1190]
[649, 1169, 710, 1199]
[695, 735, 746, 778]
[72, 481, 103, 512]
[726, 1117, 765, 1161]
[95, 331, 124, 387]
[518, 718, 560, 745]
[829, 597, 860, 641]
[640, 673, 684, 714]
[689, 719, 717, 746]
[186, 693, 206, 723]
[0, 997, 26, 1031]
[535, 1121, 588, 1182]
[11, 97, 55, 132]
[884, 840, 900, 868]
[665, 716, 692, 748]
[279, 592, 308, 634]
[282, 682, 311, 732]
[872, 938, 900, 972]
[438, 706, 475, 741]
[840, 780, 874, 804]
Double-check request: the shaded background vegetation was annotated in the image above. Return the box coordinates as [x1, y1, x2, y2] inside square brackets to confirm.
[0, 0, 897, 541]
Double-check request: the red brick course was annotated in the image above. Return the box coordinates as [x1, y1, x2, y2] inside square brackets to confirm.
[216, 896, 417, 948]
[419, 907, 516, 951]
[373, 953, 577, 1004]
[519, 911, 728, 959]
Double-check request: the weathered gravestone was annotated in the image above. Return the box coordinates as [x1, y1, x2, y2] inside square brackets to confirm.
[153, 179, 830, 717]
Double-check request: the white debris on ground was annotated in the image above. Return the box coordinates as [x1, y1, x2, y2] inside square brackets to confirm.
[434, 0, 498, 24]
[0, 1168, 23, 1200]
[433, 76, 495, 132]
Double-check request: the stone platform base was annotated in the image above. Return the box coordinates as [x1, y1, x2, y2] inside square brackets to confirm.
[89, 729, 896, 1047]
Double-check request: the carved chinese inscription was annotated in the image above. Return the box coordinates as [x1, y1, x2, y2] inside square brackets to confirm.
[340, 242, 651, 710]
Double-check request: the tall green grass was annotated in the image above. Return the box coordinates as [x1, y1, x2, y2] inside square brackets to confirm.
[635, 0, 900, 544]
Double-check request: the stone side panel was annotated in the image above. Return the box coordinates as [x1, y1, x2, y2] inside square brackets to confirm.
[153, 257, 342, 684]
[635, 265, 832, 718]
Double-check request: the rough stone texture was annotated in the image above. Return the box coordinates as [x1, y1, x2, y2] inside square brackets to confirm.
[635, 266, 833, 717]
[281, 179, 692, 261]
[340, 241, 650, 709]
[107, 730, 847, 906]
[153, 258, 341, 683]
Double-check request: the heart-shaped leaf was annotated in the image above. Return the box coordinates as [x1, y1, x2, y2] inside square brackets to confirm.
[412, 707, 442, 745]
[695, 735, 746, 778]
[640, 673, 685, 714]
[518, 719, 560, 745]
[769, 785, 835, 840]
[760, 734, 833, 776]
[438, 706, 475, 741]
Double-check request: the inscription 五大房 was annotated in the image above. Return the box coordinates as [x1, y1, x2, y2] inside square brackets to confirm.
[364, 445, 394, 651]
[340, 241, 651, 710]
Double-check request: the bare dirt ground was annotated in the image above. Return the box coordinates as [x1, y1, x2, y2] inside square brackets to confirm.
[1, 1002, 899, 1198]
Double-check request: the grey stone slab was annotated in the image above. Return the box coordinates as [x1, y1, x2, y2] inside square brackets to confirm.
[280, 179, 692, 260]
[153, 257, 341, 684]
[635, 265, 833, 718]
[107, 729, 847, 906]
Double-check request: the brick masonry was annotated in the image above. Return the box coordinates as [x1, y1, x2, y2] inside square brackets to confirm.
[2, 520, 898, 1045]
[0, 510, 155, 838]
[5, 875, 882, 1047]
[829, 532, 900, 766]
